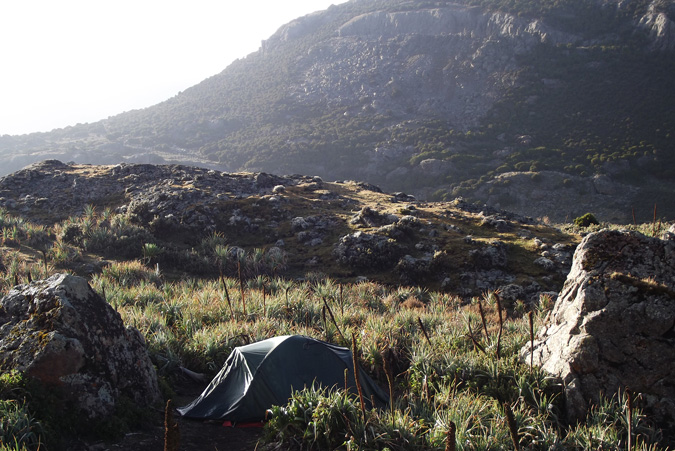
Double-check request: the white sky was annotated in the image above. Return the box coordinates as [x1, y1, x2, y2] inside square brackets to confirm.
[0, 0, 349, 136]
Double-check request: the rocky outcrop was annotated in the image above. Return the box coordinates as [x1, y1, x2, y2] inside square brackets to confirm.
[0, 274, 160, 421]
[638, 4, 675, 52]
[337, 6, 574, 45]
[0, 160, 320, 230]
[523, 228, 675, 427]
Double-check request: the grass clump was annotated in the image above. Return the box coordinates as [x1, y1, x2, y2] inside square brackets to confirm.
[0, 372, 44, 451]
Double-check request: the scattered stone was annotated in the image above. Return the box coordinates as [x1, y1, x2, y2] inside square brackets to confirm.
[479, 212, 512, 232]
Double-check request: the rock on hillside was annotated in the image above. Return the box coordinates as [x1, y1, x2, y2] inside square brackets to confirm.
[523, 227, 675, 428]
[0, 273, 160, 421]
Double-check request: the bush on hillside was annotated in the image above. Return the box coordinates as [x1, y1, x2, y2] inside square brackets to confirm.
[574, 213, 600, 228]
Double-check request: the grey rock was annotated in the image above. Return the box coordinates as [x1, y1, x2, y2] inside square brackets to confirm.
[333, 231, 403, 270]
[470, 241, 508, 268]
[350, 206, 397, 228]
[523, 230, 675, 428]
[480, 213, 512, 232]
[0, 274, 159, 422]
[534, 256, 555, 271]
[291, 217, 310, 231]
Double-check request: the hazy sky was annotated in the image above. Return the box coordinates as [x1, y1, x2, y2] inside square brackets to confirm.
[0, 0, 349, 136]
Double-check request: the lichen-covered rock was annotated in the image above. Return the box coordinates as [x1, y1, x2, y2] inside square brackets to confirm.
[333, 231, 403, 269]
[469, 240, 508, 269]
[349, 207, 398, 228]
[395, 254, 433, 285]
[0, 274, 160, 421]
[522, 230, 675, 428]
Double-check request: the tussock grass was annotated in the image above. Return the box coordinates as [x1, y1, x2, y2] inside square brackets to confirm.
[0, 204, 671, 449]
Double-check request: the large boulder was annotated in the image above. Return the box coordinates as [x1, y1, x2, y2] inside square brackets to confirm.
[522, 228, 675, 427]
[333, 231, 403, 270]
[0, 273, 160, 421]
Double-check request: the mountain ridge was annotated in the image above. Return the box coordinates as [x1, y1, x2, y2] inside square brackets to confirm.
[1, 0, 673, 222]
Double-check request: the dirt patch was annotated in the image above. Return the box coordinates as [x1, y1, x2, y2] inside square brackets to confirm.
[74, 379, 265, 451]
[92, 418, 264, 451]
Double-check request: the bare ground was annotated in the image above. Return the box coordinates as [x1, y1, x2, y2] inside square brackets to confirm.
[70, 378, 264, 451]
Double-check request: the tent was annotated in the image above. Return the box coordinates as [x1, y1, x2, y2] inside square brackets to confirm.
[177, 335, 389, 422]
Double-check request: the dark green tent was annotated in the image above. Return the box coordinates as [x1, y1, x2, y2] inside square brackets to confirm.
[177, 335, 388, 422]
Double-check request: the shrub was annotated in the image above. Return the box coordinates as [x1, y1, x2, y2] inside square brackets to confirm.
[574, 212, 600, 227]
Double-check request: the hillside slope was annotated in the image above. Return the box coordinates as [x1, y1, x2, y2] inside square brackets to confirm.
[1, 0, 674, 222]
[0, 160, 578, 300]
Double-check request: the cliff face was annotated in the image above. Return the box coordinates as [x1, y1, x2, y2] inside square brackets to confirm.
[278, 5, 577, 130]
[639, 8, 675, 51]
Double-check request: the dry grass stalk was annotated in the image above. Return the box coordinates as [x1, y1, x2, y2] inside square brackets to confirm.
[495, 292, 504, 360]
[383, 347, 395, 428]
[627, 388, 633, 451]
[445, 421, 456, 451]
[528, 311, 534, 373]
[351, 333, 367, 422]
[322, 305, 327, 332]
[417, 317, 432, 346]
[41, 249, 48, 273]
[478, 299, 489, 341]
[466, 319, 486, 355]
[219, 272, 235, 320]
[339, 283, 344, 315]
[504, 402, 520, 450]
[164, 399, 180, 451]
[237, 261, 247, 317]
[323, 297, 346, 342]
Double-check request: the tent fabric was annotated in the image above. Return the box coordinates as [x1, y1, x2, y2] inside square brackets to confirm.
[177, 335, 389, 422]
